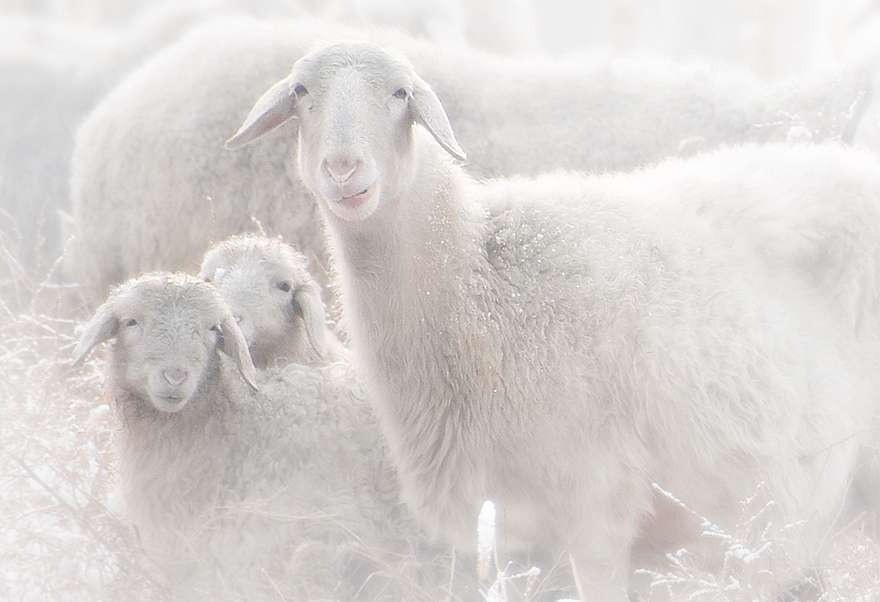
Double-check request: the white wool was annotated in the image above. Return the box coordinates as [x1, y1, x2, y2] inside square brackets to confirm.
[64, 15, 877, 306]
[227, 40, 880, 600]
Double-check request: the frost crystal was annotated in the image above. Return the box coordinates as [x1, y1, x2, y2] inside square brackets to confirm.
[478, 500, 497, 581]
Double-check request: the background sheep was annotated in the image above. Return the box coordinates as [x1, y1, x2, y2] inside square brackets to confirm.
[227, 40, 880, 600]
[532, 0, 879, 81]
[62, 14, 879, 307]
[0, 3, 232, 304]
[71, 272, 435, 601]
[322, 0, 541, 57]
[198, 234, 345, 368]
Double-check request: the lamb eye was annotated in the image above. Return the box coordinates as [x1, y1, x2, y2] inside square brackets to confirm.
[294, 84, 308, 98]
[393, 88, 408, 100]
[278, 281, 292, 293]
[125, 318, 138, 327]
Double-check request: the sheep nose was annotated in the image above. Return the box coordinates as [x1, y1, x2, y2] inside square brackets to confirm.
[324, 157, 360, 184]
[163, 367, 187, 387]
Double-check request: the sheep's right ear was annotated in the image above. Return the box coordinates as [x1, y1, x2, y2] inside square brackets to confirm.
[226, 75, 300, 150]
[71, 303, 120, 366]
[217, 314, 259, 391]
[294, 285, 328, 359]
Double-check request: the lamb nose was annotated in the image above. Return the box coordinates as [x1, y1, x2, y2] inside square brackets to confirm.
[163, 367, 187, 386]
[324, 158, 359, 184]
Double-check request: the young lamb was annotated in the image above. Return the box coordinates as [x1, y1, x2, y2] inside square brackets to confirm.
[64, 15, 878, 306]
[198, 234, 345, 368]
[71, 272, 429, 601]
[225, 40, 880, 600]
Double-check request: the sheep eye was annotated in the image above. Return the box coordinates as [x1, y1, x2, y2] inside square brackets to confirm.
[210, 324, 222, 334]
[294, 84, 308, 98]
[393, 88, 408, 100]
[278, 281, 292, 293]
[125, 318, 138, 327]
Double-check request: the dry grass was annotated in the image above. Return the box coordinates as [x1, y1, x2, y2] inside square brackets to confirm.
[0, 274, 171, 601]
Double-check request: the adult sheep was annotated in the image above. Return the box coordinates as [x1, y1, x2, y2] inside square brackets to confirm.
[225, 41, 880, 600]
[64, 15, 877, 307]
[0, 3, 242, 296]
[71, 272, 428, 601]
[198, 234, 345, 368]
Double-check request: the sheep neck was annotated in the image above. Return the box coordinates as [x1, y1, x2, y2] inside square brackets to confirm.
[326, 143, 506, 542]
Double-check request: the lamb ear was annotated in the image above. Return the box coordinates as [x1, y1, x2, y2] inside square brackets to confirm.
[410, 74, 466, 162]
[71, 303, 120, 366]
[225, 75, 301, 150]
[294, 285, 328, 359]
[217, 314, 259, 391]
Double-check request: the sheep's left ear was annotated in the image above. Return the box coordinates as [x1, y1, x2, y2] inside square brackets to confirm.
[225, 74, 300, 150]
[71, 302, 120, 366]
[410, 73, 466, 162]
[217, 314, 259, 391]
[294, 285, 328, 359]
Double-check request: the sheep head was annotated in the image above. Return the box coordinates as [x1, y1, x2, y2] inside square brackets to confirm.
[225, 41, 465, 222]
[199, 235, 330, 367]
[72, 272, 258, 412]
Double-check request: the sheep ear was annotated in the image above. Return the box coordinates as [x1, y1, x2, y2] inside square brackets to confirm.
[294, 286, 328, 359]
[226, 76, 300, 150]
[72, 303, 120, 366]
[410, 74, 466, 162]
[217, 314, 259, 391]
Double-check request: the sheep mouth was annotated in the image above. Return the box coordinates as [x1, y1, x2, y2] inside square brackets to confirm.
[152, 395, 190, 413]
[334, 185, 374, 209]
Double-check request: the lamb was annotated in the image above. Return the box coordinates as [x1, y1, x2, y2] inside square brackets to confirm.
[63, 15, 878, 307]
[71, 271, 429, 601]
[225, 40, 880, 600]
[198, 234, 345, 368]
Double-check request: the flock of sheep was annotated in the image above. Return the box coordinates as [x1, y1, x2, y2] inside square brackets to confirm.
[8, 0, 880, 600]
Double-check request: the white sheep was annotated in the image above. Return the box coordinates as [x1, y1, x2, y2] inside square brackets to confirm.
[63, 15, 878, 307]
[225, 40, 880, 600]
[71, 271, 430, 601]
[0, 4, 231, 288]
[198, 234, 345, 368]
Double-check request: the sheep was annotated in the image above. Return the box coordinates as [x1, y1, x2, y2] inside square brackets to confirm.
[225, 40, 880, 600]
[71, 271, 432, 601]
[63, 15, 879, 307]
[0, 4, 227, 291]
[198, 234, 345, 368]
[530, 0, 861, 81]
[0, 1, 308, 304]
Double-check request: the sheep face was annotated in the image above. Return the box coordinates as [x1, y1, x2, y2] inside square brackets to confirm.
[226, 41, 465, 223]
[72, 273, 257, 412]
[199, 236, 329, 366]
